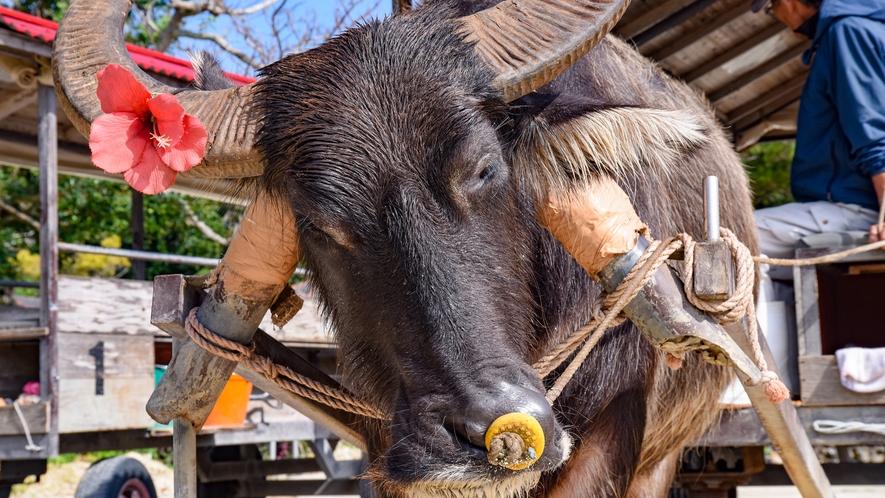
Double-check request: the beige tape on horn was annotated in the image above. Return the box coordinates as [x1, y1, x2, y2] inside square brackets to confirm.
[213, 192, 301, 300]
[538, 177, 646, 278]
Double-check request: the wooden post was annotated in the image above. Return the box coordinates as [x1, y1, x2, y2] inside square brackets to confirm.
[172, 338, 198, 498]
[37, 83, 58, 457]
[131, 189, 145, 280]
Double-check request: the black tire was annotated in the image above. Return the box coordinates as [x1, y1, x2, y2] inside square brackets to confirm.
[74, 456, 158, 498]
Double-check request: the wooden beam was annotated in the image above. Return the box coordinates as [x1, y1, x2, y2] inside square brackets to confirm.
[727, 72, 807, 127]
[0, 88, 37, 121]
[708, 41, 810, 104]
[697, 405, 885, 447]
[615, 0, 697, 40]
[0, 327, 48, 341]
[632, 0, 720, 49]
[37, 83, 59, 458]
[681, 22, 787, 83]
[0, 29, 51, 58]
[644, 2, 748, 60]
[0, 402, 48, 436]
[799, 355, 885, 406]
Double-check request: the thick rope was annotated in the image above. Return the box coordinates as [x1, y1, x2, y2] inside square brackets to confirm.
[184, 230, 884, 419]
[184, 308, 390, 420]
[754, 239, 885, 266]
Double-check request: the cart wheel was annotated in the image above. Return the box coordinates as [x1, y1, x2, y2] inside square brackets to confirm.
[75, 456, 158, 498]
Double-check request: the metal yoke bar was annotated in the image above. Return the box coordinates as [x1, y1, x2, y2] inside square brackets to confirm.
[598, 233, 833, 494]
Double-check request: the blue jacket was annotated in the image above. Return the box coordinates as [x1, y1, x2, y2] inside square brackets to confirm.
[792, 0, 885, 211]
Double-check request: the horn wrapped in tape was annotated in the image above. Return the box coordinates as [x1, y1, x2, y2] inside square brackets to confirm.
[53, 0, 262, 178]
[462, 0, 630, 102]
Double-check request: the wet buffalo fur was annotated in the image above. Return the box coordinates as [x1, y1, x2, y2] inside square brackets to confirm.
[208, 1, 762, 496]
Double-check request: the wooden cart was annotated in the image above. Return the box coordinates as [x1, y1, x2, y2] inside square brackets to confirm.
[0, 275, 368, 497]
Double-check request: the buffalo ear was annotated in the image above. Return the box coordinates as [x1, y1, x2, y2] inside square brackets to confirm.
[508, 102, 710, 197]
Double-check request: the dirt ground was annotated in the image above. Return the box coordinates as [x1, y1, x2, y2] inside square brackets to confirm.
[10, 457, 884, 498]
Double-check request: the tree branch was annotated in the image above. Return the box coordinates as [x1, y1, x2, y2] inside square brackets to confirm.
[0, 198, 39, 230]
[181, 200, 231, 246]
[225, 0, 284, 16]
[178, 28, 264, 69]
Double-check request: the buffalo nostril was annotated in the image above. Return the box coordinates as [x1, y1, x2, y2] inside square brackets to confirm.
[455, 382, 556, 465]
[485, 412, 545, 470]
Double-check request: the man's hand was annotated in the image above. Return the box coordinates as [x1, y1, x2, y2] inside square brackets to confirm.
[871, 224, 884, 244]
[870, 172, 885, 245]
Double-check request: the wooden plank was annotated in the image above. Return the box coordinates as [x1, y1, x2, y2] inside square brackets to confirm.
[631, 0, 719, 48]
[0, 402, 48, 436]
[727, 72, 808, 127]
[0, 29, 52, 58]
[698, 405, 885, 447]
[614, 0, 697, 40]
[58, 377, 155, 433]
[57, 275, 157, 335]
[795, 248, 826, 357]
[0, 87, 37, 121]
[799, 355, 885, 406]
[0, 327, 47, 341]
[847, 263, 885, 275]
[644, 2, 747, 61]
[56, 332, 154, 433]
[681, 22, 786, 83]
[57, 333, 154, 379]
[708, 41, 810, 104]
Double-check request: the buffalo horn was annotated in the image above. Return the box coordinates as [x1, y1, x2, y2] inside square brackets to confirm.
[462, 0, 630, 102]
[53, 0, 262, 178]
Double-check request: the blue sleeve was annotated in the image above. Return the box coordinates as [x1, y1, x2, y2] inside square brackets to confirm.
[825, 18, 885, 176]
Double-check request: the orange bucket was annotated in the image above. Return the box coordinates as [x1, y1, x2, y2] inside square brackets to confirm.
[204, 373, 253, 428]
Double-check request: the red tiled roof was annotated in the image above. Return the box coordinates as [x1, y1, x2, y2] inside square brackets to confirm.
[0, 7, 255, 86]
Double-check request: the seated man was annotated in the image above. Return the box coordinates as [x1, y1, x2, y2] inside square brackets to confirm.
[751, 0, 885, 276]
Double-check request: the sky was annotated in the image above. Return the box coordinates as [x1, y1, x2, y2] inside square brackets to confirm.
[176, 0, 393, 76]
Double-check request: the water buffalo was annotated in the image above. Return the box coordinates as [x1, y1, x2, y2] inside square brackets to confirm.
[55, 0, 759, 496]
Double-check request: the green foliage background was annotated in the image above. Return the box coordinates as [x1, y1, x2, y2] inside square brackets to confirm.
[4, 1, 178, 47]
[0, 166, 241, 282]
[742, 141, 795, 209]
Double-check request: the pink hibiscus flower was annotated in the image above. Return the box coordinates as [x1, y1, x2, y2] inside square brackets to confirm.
[88, 64, 208, 194]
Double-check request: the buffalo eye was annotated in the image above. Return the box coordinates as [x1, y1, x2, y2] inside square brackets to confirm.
[297, 215, 354, 248]
[466, 158, 502, 193]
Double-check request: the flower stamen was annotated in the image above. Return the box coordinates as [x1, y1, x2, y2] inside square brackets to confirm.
[151, 132, 172, 148]
[150, 120, 172, 148]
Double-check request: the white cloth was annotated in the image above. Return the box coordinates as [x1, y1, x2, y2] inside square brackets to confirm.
[835, 347, 885, 393]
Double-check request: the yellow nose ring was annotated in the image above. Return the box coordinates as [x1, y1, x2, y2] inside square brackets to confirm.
[484, 413, 545, 470]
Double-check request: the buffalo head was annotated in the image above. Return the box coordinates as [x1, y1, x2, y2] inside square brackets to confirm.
[54, 1, 638, 496]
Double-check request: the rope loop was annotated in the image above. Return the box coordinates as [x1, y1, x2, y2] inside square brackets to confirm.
[184, 308, 390, 420]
